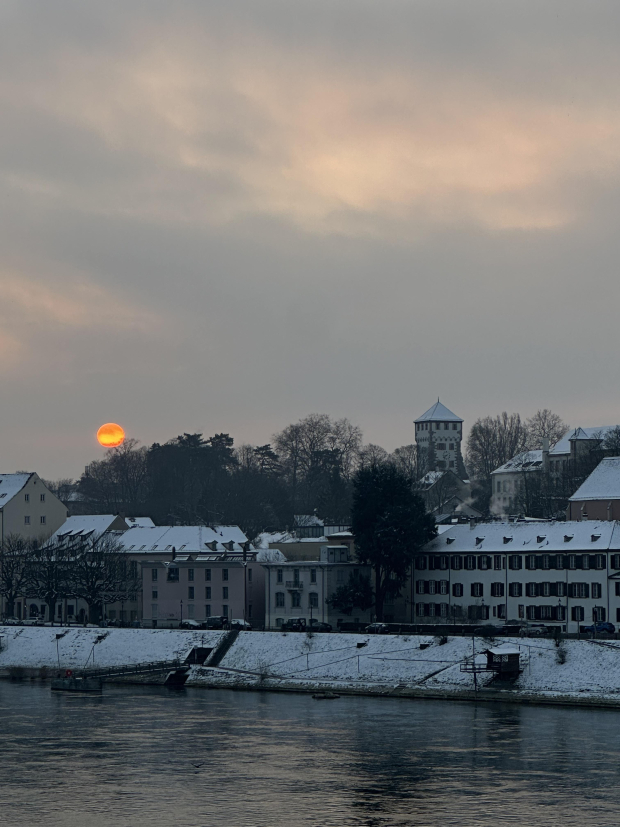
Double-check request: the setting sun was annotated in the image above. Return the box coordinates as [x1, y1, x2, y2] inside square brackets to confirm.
[96, 422, 125, 448]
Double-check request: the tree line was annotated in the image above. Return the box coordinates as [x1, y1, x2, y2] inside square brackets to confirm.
[0, 533, 139, 624]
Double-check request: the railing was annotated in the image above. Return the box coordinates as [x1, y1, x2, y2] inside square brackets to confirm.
[285, 581, 303, 589]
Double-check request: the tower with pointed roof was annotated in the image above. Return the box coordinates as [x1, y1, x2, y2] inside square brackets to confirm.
[414, 400, 466, 478]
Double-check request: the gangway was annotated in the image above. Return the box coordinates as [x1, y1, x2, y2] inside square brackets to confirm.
[51, 659, 191, 692]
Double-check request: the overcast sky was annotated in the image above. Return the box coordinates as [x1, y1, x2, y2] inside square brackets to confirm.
[2, 0, 620, 478]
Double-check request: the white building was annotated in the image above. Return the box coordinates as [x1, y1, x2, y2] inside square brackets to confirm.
[415, 520, 620, 632]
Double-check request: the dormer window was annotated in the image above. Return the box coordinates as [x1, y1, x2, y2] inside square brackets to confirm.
[537, 536, 546, 544]
[564, 535, 573, 542]
[446, 537, 455, 545]
[503, 536, 512, 545]
[475, 537, 484, 545]
[591, 534, 601, 542]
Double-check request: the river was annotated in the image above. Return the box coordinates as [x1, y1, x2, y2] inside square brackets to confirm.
[0, 682, 619, 826]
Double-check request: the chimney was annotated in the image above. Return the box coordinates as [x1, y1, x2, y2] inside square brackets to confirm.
[171, 546, 176, 560]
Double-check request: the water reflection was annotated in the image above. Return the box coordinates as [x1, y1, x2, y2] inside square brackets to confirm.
[0, 683, 619, 826]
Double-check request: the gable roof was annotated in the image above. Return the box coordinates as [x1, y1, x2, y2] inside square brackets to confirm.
[415, 401, 462, 423]
[52, 514, 129, 540]
[119, 524, 248, 553]
[0, 473, 34, 507]
[550, 426, 618, 455]
[569, 457, 620, 502]
[492, 450, 544, 475]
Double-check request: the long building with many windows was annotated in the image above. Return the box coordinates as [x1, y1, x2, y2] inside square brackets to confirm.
[415, 521, 620, 633]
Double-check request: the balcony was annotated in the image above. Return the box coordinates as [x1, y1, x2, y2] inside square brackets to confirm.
[286, 581, 303, 590]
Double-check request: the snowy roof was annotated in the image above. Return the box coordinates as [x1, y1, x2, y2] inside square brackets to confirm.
[550, 426, 617, 455]
[125, 517, 155, 528]
[0, 473, 33, 507]
[486, 647, 521, 656]
[423, 520, 617, 553]
[492, 450, 544, 475]
[415, 401, 463, 423]
[419, 471, 445, 486]
[119, 524, 247, 553]
[569, 457, 620, 502]
[52, 514, 128, 540]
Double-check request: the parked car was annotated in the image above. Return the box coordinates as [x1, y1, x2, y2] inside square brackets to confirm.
[365, 623, 389, 634]
[229, 619, 252, 630]
[582, 622, 615, 635]
[523, 623, 548, 637]
[2, 617, 20, 626]
[21, 616, 45, 626]
[281, 618, 307, 632]
[180, 619, 202, 629]
[475, 624, 505, 638]
[204, 616, 227, 630]
[308, 620, 332, 633]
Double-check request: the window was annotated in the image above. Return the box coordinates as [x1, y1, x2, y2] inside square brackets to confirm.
[437, 443, 446, 451]
[248, 604, 253, 618]
[557, 582, 566, 597]
[569, 555, 577, 570]
[428, 581, 436, 595]
[509, 582, 522, 597]
[471, 583, 483, 597]
[188, 587, 195, 600]
[277, 569, 283, 583]
[540, 605, 553, 620]
[247, 568, 252, 583]
[294, 568, 300, 583]
[24, 494, 29, 502]
[188, 569, 194, 582]
[24, 516, 30, 525]
[206, 569, 211, 581]
[582, 555, 590, 571]
[292, 592, 301, 608]
[526, 605, 536, 620]
[615, 582, 620, 597]
[569, 583, 589, 598]
[152, 569, 158, 582]
[222, 569, 229, 581]
[449, 443, 454, 451]
[167, 567, 179, 582]
[205, 587, 211, 599]
[478, 556, 491, 570]
[439, 580, 448, 595]
[451, 556, 462, 570]
[417, 580, 426, 594]
[40, 494, 45, 502]
[494, 555, 503, 570]
[491, 582, 504, 597]
[526, 582, 538, 598]
[543, 555, 551, 569]
[453, 423, 457, 430]
[416, 556, 427, 570]
[151, 604, 158, 619]
[556, 555, 565, 570]
[451, 583, 463, 597]
[222, 605, 228, 617]
[309, 592, 318, 608]
[509, 555, 522, 570]
[465, 555, 476, 570]
[439, 556, 448, 570]
[591, 583, 602, 599]
[518, 604, 525, 619]
[187, 604, 195, 619]
[593, 607, 606, 622]
[40, 516, 46, 525]
[152, 590, 158, 599]
[595, 554, 606, 570]
[526, 555, 536, 570]
[572, 606, 584, 622]
[275, 592, 285, 608]
[311, 569, 317, 583]
[222, 587, 228, 599]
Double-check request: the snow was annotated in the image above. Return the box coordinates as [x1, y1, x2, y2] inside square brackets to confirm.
[551, 426, 618, 455]
[493, 450, 543, 475]
[425, 519, 615, 553]
[569, 457, 620, 501]
[52, 514, 125, 539]
[415, 401, 462, 423]
[119, 525, 248, 552]
[0, 473, 32, 506]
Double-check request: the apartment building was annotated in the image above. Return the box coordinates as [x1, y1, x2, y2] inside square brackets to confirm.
[0, 473, 67, 543]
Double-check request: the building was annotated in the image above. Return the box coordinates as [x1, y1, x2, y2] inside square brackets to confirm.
[415, 520, 620, 632]
[568, 457, 620, 521]
[414, 401, 465, 476]
[263, 544, 373, 630]
[141, 551, 265, 627]
[0, 473, 68, 544]
[491, 426, 620, 517]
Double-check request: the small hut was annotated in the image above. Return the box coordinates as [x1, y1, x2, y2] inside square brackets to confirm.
[484, 647, 521, 676]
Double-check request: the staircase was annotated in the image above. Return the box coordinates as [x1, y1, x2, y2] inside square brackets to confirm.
[205, 629, 240, 667]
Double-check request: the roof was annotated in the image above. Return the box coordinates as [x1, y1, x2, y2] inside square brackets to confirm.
[423, 520, 618, 553]
[415, 401, 463, 423]
[125, 517, 155, 528]
[119, 524, 247, 553]
[486, 647, 521, 656]
[52, 514, 128, 540]
[0, 473, 33, 507]
[550, 426, 618, 455]
[492, 450, 543, 475]
[569, 457, 620, 502]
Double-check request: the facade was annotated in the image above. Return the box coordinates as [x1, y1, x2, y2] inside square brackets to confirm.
[263, 545, 373, 629]
[0, 473, 68, 544]
[415, 521, 620, 632]
[568, 457, 620, 521]
[414, 401, 465, 476]
[141, 553, 265, 627]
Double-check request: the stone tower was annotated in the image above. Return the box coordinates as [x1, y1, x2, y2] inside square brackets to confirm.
[414, 400, 465, 478]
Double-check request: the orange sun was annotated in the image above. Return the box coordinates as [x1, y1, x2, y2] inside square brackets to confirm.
[97, 422, 125, 448]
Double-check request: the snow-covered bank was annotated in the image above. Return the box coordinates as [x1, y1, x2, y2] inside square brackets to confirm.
[3, 627, 620, 708]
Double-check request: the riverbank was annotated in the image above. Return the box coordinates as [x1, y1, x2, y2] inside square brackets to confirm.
[2, 626, 620, 708]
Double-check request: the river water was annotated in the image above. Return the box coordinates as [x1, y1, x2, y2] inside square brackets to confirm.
[1, 682, 619, 827]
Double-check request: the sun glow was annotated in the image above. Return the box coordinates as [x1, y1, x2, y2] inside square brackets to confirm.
[96, 422, 125, 448]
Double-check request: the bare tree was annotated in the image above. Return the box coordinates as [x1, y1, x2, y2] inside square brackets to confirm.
[603, 426, 620, 456]
[466, 413, 530, 480]
[78, 439, 149, 514]
[526, 409, 568, 448]
[389, 444, 421, 482]
[0, 535, 33, 618]
[358, 443, 389, 468]
[25, 539, 73, 624]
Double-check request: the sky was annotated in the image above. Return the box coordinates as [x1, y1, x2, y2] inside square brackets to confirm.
[2, 0, 620, 479]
